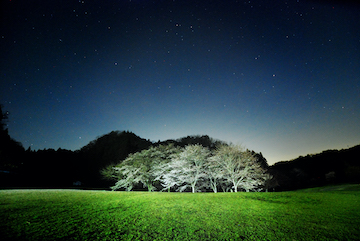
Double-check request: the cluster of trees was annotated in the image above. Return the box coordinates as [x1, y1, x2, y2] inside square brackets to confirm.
[0, 105, 25, 172]
[0, 105, 26, 187]
[103, 144, 272, 193]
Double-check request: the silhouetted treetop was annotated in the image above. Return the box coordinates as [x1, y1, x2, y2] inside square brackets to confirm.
[0, 104, 25, 177]
[169, 135, 227, 150]
[0, 105, 9, 132]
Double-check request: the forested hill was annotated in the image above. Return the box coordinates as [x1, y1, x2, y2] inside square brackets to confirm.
[0, 130, 153, 188]
[1, 130, 260, 188]
[269, 145, 360, 191]
[1, 122, 359, 190]
[78, 131, 153, 187]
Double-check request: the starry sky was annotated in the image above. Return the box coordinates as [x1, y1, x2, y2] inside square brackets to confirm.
[1, 0, 359, 165]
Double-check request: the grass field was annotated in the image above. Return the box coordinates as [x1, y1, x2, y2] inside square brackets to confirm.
[1, 185, 360, 240]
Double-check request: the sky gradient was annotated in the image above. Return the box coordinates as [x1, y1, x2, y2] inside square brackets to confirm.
[1, 0, 359, 165]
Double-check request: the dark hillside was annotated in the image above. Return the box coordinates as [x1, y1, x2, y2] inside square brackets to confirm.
[78, 131, 152, 187]
[269, 145, 360, 191]
[1, 130, 152, 188]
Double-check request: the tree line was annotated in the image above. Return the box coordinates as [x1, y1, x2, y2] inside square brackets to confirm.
[268, 146, 360, 191]
[102, 144, 273, 193]
[1, 104, 359, 190]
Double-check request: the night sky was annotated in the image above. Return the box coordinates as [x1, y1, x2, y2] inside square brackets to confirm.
[1, 0, 359, 165]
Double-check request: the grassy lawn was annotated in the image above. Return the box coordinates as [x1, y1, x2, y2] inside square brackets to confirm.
[1, 185, 359, 240]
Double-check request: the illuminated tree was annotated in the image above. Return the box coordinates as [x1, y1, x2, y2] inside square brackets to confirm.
[155, 144, 210, 193]
[210, 145, 266, 192]
[203, 156, 225, 193]
[109, 144, 180, 191]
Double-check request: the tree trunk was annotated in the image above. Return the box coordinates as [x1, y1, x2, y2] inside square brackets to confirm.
[211, 182, 217, 193]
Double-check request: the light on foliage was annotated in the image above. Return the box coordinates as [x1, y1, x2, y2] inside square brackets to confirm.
[104, 143, 268, 193]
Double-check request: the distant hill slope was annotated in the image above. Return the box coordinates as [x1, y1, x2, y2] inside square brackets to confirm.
[78, 131, 152, 187]
[269, 145, 360, 191]
[295, 183, 360, 192]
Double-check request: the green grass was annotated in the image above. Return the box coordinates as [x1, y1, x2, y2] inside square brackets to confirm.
[295, 183, 360, 193]
[1, 185, 360, 240]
